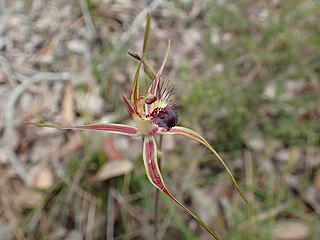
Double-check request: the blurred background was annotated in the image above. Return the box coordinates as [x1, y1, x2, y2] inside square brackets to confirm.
[0, 0, 319, 239]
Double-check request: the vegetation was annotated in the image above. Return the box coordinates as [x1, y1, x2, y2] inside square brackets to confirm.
[1, 0, 319, 239]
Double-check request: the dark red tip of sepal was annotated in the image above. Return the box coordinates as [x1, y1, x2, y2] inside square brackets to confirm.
[127, 52, 142, 61]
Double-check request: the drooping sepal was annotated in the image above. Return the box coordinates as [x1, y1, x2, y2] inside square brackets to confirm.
[158, 126, 248, 204]
[143, 136, 221, 239]
[24, 122, 142, 136]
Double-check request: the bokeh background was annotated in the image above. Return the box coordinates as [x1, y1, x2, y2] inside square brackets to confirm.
[0, 0, 319, 239]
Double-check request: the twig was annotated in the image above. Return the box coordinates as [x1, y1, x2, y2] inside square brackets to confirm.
[2, 72, 71, 180]
[154, 135, 163, 240]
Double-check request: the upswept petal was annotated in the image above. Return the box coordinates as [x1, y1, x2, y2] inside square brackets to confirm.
[158, 126, 248, 204]
[149, 39, 171, 96]
[24, 122, 142, 136]
[143, 136, 221, 240]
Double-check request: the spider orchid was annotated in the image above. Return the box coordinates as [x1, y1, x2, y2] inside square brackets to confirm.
[25, 14, 247, 239]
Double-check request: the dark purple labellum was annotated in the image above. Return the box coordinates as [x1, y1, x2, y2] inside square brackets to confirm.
[153, 106, 178, 131]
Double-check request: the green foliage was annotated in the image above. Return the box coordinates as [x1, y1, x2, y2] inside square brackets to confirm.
[181, 0, 320, 148]
[178, 2, 320, 238]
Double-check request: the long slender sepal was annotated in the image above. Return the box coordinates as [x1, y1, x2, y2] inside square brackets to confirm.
[24, 122, 142, 136]
[143, 13, 151, 57]
[158, 126, 248, 204]
[143, 136, 221, 240]
[142, 59, 157, 81]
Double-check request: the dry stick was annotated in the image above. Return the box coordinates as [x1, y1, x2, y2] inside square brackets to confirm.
[3, 72, 71, 180]
[154, 135, 163, 240]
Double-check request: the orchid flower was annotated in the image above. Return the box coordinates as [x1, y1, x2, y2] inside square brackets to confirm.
[25, 14, 247, 239]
